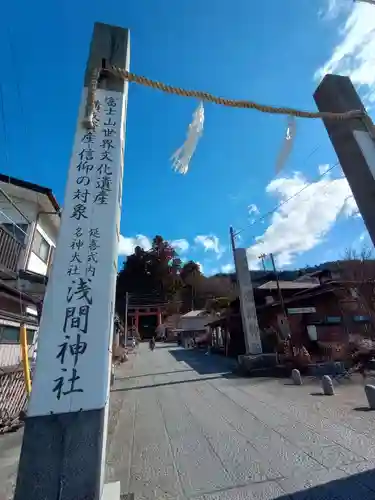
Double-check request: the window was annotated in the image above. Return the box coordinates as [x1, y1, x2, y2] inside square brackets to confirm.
[0, 325, 19, 343]
[0, 325, 36, 344]
[32, 230, 50, 263]
[353, 315, 371, 323]
[1, 223, 28, 244]
[325, 316, 342, 324]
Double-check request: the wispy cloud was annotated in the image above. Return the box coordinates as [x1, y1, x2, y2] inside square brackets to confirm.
[359, 230, 368, 242]
[119, 234, 151, 256]
[194, 234, 225, 259]
[316, 1, 375, 103]
[319, 0, 349, 20]
[170, 239, 189, 253]
[318, 164, 331, 175]
[248, 204, 259, 216]
[221, 263, 234, 273]
[196, 261, 204, 274]
[247, 165, 359, 268]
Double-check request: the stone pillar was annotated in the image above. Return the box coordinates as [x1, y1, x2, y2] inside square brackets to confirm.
[14, 22, 130, 500]
[314, 74, 375, 246]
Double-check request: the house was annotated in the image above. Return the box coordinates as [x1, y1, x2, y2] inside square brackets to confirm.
[256, 280, 373, 361]
[178, 310, 217, 332]
[0, 283, 39, 368]
[0, 173, 60, 280]
[0, 174, 61, 368]
[177, 310, 217, 346]
[212, 274, 375, 361]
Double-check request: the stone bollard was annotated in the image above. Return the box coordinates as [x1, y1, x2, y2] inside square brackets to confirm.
[291, 369, 302, 385]
[365, 384, 375, 410]
[322, 375, 334, 395]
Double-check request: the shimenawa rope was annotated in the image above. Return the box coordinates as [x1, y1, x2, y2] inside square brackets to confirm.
[82, 65, 366, 130]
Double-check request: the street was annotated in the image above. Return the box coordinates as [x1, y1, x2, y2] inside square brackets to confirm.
[106, 344, 375, 500]
[3, 344, 375, 499]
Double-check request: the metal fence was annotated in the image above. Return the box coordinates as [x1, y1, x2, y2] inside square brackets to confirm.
[0, 224, 23, 272]
[0, 366, 27, 431]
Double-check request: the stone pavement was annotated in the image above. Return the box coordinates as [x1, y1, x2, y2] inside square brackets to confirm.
[107, 344, 375, 500]
[3, 344, 375, 499]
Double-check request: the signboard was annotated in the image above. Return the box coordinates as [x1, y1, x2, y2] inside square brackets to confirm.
[28, 87, 127, 416]
[234, 248, 262, 354]
[287, 307, 316, 314]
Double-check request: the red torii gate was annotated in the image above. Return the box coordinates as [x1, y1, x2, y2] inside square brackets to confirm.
[128, 304, 163, 333]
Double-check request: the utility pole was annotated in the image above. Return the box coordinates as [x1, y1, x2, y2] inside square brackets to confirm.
[229, 226, 262, 354]
[258, 253, 267, 271]
[14, 23, 130, 500]
[269, 253, 288, 324]
[124, 291, 129, 346]
[314, 75, 375, 249]
[229, 226, 236, 257]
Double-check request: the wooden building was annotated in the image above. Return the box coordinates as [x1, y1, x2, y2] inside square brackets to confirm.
[208, 277, 375, 361]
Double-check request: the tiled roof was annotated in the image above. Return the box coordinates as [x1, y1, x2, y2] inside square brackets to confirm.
[258, 281, 319, 290]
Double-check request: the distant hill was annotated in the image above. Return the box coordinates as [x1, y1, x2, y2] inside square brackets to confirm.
[210, 260, 360, 289]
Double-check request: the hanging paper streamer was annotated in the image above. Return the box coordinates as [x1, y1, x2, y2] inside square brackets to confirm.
[171, 102, 204, 174]
[275, 115, 296, 174]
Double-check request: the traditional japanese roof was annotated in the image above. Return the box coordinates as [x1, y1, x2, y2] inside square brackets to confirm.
[180, 310, 209, 318]
[258, 281, 319, 290]
[0, 173, 60, 215]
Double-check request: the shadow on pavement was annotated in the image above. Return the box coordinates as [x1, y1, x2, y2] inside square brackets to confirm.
[116, 369, 194, 381]
[353, 406, 373, 412]
[169, 348, 237, 375]
[112, 374, 228, 392]
[274, 468, 375, 499]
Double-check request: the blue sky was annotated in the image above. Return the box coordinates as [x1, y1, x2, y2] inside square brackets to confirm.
[0, 0, 373, 275]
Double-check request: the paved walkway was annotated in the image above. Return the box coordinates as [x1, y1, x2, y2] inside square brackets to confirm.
[106, 344, 375, 500]
[4, 344, 375, 499]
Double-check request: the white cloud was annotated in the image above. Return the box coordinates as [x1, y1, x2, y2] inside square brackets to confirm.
[119, 234, 151, 256]
[207, 267, 219, 276]
[316, 1, 375, 103]
[195, 234, 220, 252]
[318, 164, 331, 175]
[247, 166, 359, 268]
[319, 0, 348, 20]
[196, 261, 204, 274]
[248, 204, 259, 216]
[359, 230, 368, 241]
[170, 239, 189, 253]
[194, 234, 225, 258]
[221, 263, 234, 273]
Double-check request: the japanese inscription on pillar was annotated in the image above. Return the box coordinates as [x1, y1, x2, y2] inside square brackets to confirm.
[28, 88, 126, 415]
[234, 248, 262, 354]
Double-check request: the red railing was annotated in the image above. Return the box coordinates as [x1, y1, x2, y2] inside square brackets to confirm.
[0, 225, 23, 272]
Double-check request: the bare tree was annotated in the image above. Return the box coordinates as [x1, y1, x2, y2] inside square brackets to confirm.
[334, 244, 375, 337]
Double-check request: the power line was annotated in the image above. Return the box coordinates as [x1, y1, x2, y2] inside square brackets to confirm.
[234, 162, 340, 238]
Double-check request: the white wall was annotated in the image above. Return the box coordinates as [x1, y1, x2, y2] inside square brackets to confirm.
[0, 321, 38, 369]
[0, 190, 59, 276]
[27, 222, 57, 276]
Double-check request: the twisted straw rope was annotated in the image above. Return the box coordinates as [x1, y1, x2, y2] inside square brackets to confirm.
[82, 65, 366, 129]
